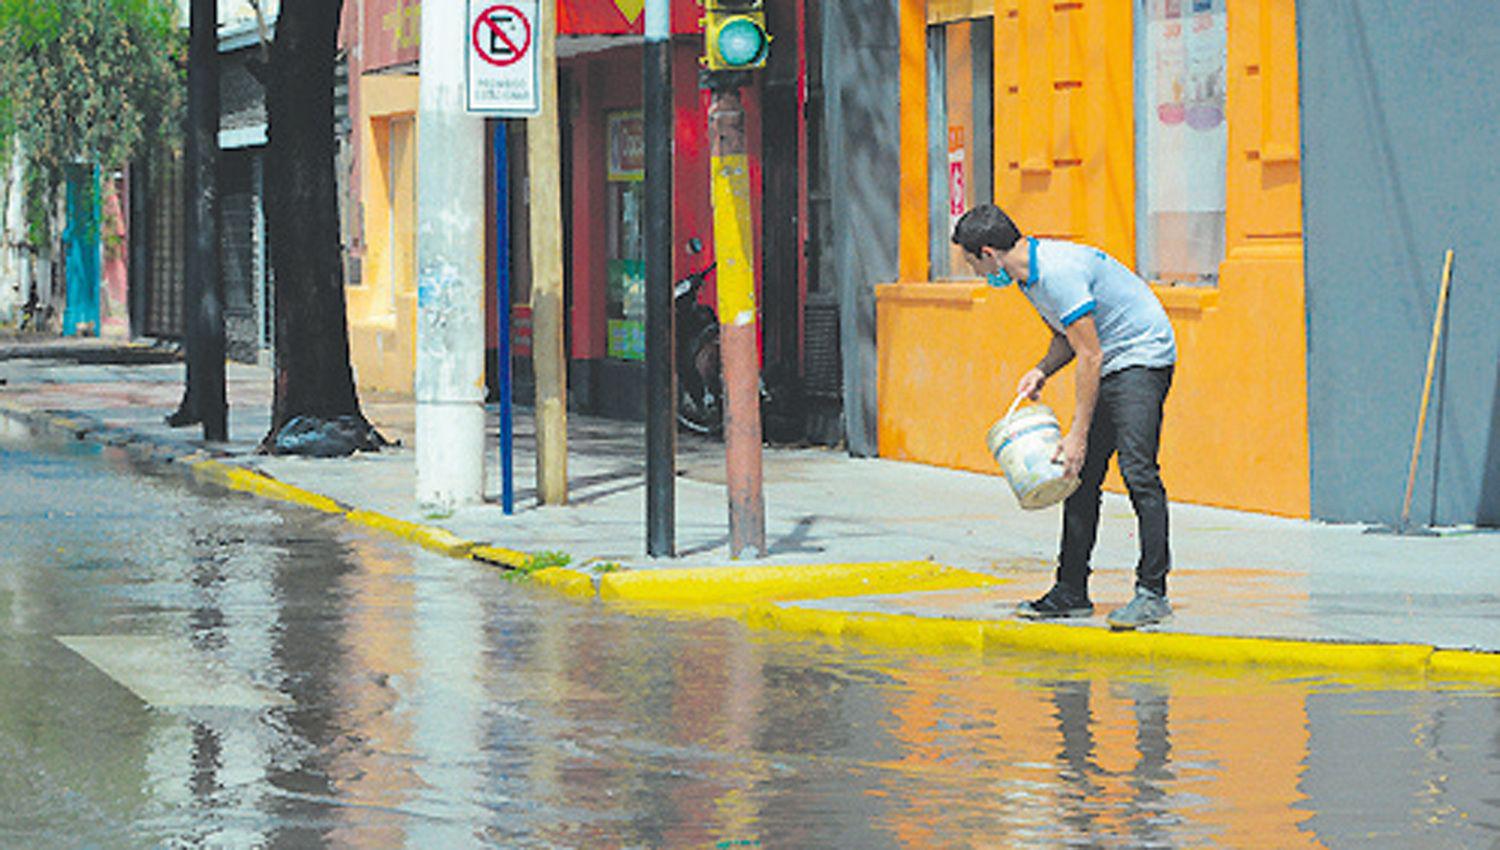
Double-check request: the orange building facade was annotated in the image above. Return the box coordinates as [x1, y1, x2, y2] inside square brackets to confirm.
[878, 0, 1308, 517]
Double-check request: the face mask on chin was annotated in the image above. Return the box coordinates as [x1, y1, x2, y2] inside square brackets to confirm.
[987, 268, 1014, 288]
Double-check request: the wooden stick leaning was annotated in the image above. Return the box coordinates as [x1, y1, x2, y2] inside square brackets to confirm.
[1399, 248, 1455, 529]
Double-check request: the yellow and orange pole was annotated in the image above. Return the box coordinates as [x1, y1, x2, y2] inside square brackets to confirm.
[708, 86, 766, 558]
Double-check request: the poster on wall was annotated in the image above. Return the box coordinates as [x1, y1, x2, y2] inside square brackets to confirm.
[606, 110, 646, 360]
[948, 126, 967, 229]
[608, 111, 645, 182]
[607, 259, 646, 361]
[1142, 0, 1227, 282]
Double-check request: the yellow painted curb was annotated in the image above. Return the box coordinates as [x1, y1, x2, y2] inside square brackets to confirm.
[743, 607, 983, 651]
[531, 567, 597, 599]
[742, 603, 848, 639]
[597, 561, 1002, 605]
[1428, 650, 1500, 683]
[469, 544, 532, 570]
[191, 460, 345, 514]
[744, 601, 1457, 678]
[843, 612, 987, 652]
[982, 620, 1434, 674]
[345, 510, 475, 557]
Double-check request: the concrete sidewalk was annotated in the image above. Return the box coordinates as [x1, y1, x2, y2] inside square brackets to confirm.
[3, 341, 1499, 679]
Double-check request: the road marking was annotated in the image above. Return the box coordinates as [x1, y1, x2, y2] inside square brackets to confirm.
[56, 635, 290, 709]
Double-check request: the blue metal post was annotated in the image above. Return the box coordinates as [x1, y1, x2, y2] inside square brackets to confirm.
[494, 121, 515, 515]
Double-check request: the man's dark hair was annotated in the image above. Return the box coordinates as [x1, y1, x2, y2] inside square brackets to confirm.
[951, 204, 1022, 256]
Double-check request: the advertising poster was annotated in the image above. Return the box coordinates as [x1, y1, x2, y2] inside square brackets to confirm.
[1142, 0, 1227, 281]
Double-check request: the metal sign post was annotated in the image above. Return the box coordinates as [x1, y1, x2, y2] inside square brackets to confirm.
[644, 0, 675, 556]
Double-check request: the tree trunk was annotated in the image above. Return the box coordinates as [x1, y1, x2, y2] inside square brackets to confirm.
[261, 1, 381, 454]
[168, 0, 226, 439]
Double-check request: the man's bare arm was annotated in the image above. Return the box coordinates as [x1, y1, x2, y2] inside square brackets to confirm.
[1038, 331, 1075, 377]
[1017, 332, 1075, 399]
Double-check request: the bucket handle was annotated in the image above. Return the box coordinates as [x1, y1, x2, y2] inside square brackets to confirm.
[1002, 391, 1027, 422]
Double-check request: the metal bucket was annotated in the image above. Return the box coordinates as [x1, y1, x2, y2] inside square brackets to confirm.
[985, 403, 1080, 510]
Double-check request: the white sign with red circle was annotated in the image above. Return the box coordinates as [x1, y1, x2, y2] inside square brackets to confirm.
[466, 0, 540, 115]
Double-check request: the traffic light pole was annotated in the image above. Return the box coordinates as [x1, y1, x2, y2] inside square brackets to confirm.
[644, 0, 675, 556]
[707, 82, 767, 558]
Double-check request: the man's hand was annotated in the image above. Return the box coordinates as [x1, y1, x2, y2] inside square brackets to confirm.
[1053, 429, 1087, 479]
[1017, 368, 1048, 400]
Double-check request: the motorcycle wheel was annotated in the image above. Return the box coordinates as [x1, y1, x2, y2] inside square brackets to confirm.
[677, 323, 723, 435]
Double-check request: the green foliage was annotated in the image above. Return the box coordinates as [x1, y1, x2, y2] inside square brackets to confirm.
[23, 165, 52, 247]
[0, 0, 183, 245]
[0, 91, 14, 161]
[523, 550, 573, 573]
[497, 550, 574, 583]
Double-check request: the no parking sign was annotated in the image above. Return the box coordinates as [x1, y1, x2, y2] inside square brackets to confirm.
[466, 0, 541, 115]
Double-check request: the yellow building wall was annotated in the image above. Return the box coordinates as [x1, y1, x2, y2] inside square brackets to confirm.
[348, 74, 420, 396]
[881, 0, 1309, 518]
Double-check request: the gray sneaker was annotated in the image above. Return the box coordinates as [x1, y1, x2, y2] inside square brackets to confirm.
[1107, 587, 1172, 630]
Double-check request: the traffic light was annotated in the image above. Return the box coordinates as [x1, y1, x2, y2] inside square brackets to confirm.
[701, 0, 770, 72]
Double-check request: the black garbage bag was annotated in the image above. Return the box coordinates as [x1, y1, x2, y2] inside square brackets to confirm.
[270, 414, 385, 457]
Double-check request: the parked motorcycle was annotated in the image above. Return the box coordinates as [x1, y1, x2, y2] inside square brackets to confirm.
[673, 238, 804, 441]
[674, 239, 723, 435]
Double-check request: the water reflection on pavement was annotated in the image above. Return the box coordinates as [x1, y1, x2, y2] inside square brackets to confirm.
[2, 435, 1498, 849]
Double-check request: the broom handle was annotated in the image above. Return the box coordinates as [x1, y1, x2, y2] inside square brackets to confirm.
[1400, 249, 1455, 527]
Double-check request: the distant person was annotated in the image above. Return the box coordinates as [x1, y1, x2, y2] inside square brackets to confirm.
[952, 204, 1177, 630]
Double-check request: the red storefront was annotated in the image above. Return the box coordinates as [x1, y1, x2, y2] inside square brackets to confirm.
[342, 0, 814, 435]
[555, 0, 806, 428]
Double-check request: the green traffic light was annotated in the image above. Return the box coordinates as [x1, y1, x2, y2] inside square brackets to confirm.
[716, 17, 767, 67]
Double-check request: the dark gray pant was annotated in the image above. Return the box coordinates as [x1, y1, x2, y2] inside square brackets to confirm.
[1057, 365, 1173, 597]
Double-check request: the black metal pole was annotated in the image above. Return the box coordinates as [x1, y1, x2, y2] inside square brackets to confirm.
[644, 0, 676, 556]
[126, 158, 149, 339]
[174, 0, 226, 440]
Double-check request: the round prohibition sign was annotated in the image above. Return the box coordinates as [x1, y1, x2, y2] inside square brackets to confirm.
[472, 4, 532, 68]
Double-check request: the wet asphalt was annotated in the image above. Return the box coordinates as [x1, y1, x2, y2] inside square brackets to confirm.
[3, 432, 1500, 849]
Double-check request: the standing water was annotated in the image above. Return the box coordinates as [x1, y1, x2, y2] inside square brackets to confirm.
[2, 428, 1498, 848]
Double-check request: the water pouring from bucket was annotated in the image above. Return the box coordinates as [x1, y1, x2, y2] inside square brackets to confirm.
[986, 392, 1081, 510]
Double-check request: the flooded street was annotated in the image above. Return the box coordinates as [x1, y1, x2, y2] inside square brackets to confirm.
[3, 432, 1499, 849]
